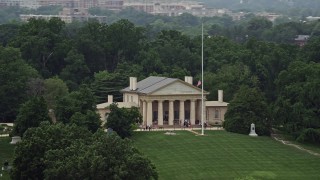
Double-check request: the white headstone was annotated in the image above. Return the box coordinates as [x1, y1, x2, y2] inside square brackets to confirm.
[10, 136, 21, 144]
[249, 123, 258, 137]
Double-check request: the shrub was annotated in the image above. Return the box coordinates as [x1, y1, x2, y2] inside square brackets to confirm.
[296, 128, 320, 144]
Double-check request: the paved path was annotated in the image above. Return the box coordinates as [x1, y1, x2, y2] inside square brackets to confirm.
[272, 134, 320, 157]
[135, 127, 223, 132]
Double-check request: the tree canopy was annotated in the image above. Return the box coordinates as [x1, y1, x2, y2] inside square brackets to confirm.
[106, 103, 142, 138]
[11, 122, 158, 180]
[224, 86, 271, 136]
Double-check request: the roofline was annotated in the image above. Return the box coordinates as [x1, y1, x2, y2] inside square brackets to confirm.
[120, 77, 210, 95]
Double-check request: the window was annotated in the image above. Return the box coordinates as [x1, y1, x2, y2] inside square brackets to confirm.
[215, 109, 220, 119]
[127, 95, 129, 102]
[131, 96, 133, 102]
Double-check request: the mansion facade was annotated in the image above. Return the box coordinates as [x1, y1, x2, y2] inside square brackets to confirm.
[97, 76, 228, 127]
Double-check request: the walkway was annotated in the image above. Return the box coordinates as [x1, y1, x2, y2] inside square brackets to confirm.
[272, 134, 320, 157]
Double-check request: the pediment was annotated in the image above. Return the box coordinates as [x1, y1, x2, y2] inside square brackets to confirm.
[151, 81, 202, 95]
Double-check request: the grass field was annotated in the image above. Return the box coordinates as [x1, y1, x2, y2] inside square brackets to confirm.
[132, 130, 320, 180]
[0, 137, 15, 179]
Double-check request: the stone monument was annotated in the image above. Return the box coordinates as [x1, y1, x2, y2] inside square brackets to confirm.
[10, 136, 21, 144]
[249, 123, 258, 137]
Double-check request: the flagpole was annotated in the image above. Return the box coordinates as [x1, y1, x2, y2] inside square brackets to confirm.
[201, 22, 204, 136]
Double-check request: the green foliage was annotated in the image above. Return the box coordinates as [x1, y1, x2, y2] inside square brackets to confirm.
[296, 128, 320, 144]
[206, 62, 258, 102]
[106, 104, 142, 138]
[11, 18, 68, 77]
[11, 122, 93, 179]
[55, 85, 100, 132]
[43, 77, 69, 110]
[60, 48, 90, 90]
[91, 71, 128, 103]
[0, 46, 38, 121]
[70, 110, 101, 133]
[274, 61, 320, 133]
[12, 97, 51, 137]
[0, 23, 19, 46]
[11, 122, 157, 180]
[224, 86, 271, 136]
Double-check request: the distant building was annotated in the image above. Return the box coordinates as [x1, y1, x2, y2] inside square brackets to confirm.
[20, 8, 107, 23]
[1, 0, 123, 10]
[294, 35, 310, 47]
[306, 16, 320, 21]
[97, 76, 228, 127]
[123, 1, 205, 16]
[256, 12, 281, 22]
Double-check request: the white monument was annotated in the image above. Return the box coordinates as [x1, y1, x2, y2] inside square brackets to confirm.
[249, 123, 258, 137]
[10, 136, 21, 144]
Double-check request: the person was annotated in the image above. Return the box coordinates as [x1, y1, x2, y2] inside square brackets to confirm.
[204, 122, 207, 129]
[148, 125, 151, 131]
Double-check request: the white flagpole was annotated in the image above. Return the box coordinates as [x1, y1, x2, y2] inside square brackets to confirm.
[201, 22, 204, 135]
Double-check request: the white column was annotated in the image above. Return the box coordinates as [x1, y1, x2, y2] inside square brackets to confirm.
[169, 100, 174, 125]
[147, 100, 153, 126]
[190, 100, 196, 125]
[143, 101, 147, 125]
[179, 100, 185, 126]
[158, 100, 163, 126]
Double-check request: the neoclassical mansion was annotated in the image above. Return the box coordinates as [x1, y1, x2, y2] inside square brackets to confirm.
[97, 76, 228, 127]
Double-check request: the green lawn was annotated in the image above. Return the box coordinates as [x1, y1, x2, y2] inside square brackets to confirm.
[132, 130, 320, 180]
[0, 137, 15, 179]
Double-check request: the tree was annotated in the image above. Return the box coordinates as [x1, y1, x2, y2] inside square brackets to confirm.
[91, 71, 128, 104]
[274, 61, 320, 133]
[223, 86, 271, 136]
[106, 104, 142, 138]
[70, 110, 101, 133]
[11, 122, 92, 179]
[105, 19, 145, 71]
[55, 85, 101, 132]
[11, 18, 68, 77]
[26, 78, 45, 97]
[206, 62, 258, 102]
[60, 48, 90, 90]
[0, 46, 38, 121]
[0, 23, 19, 47]
[12, 97, 51, 137]
[11, 122, 158, 180]
[43, 77, 69, 110]
[44, 130, 158, 180]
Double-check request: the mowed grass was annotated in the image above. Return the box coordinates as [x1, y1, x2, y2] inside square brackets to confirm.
[0, 137, 15, 179]
[132, 130, 320, 180]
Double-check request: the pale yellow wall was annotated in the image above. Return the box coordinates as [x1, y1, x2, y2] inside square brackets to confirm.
[98, 109, 110, 122]
[206, 106, 228, 125]
[123, 93, 139, 105]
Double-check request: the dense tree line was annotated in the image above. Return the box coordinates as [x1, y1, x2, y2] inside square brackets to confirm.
[11, 122, 157, 179]
[0, 15, 319, 141]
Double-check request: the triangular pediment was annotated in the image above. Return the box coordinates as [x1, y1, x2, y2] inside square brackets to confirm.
[151, 81, 202, 95]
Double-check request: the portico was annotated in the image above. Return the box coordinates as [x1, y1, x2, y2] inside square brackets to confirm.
[140, 96, 201, 126]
